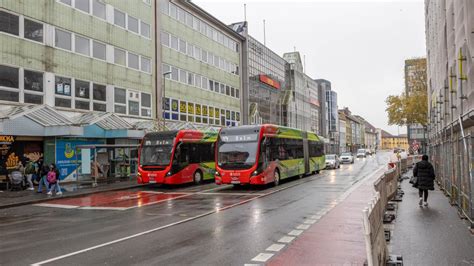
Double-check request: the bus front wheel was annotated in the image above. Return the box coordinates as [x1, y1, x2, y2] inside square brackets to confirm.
[193, 170, 203, 184]
[274, 170, 280, 186]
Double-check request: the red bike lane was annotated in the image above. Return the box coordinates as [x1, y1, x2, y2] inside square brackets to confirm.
[268, 168, 385, 265]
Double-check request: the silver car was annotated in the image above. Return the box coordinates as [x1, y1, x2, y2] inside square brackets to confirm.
[325, 154, 340, 169]
[340, 152, 354, 164]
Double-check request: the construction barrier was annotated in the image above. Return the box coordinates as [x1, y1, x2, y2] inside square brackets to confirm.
[406, 156, 414, 168]
[363, 166, 399, 266]
[363, 192, 387, 266]
[400, 158, 407, 173]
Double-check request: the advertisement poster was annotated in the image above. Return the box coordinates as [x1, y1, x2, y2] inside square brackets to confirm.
[0, 137, 43, 179]
[56, 138, 105, 181]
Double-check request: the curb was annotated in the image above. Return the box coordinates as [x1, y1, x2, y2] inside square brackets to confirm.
[0, 183, 147, 210]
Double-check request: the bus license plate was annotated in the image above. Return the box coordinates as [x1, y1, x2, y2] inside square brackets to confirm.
[231, 180, 240, 184]
[149, 180, 156, 183]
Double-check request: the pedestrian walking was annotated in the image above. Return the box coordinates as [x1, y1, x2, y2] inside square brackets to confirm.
[413, 154, 435, 207]
[37, 164, 49, 193]
[46, 164, 62, 196]
[24, 160, 36, 190]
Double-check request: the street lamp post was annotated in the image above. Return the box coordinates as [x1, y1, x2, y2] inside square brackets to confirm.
[162, 71, 172, 130]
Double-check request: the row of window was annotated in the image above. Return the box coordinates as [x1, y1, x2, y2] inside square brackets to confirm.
[160, 0, 239, 53]
[163, 97, 240, 127]
[0, 64, 152, 118]
[162, 64, 240, 100]
[267, 138, 305, 161]
[0, 9, 152, 74]
[161, 31, 239, 76]
[113, 87, 152, 117]
[58, 0, 151, 39]
[55, 28, 151, 73]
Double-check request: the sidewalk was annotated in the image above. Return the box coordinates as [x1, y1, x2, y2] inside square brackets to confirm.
[268, 167, 387, 265]
[391, 175, 474, 265]
[0, 179, 145, 209]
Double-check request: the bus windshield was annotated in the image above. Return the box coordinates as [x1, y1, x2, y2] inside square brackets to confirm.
[218, 140, 259, 169]
[140, 138, 174, 166]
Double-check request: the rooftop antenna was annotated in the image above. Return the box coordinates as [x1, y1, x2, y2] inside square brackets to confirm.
[244, 4, 247, 21]
[263, 19, 266, 46]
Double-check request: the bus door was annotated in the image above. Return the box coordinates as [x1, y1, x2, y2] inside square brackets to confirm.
[302, 133, 310, 174]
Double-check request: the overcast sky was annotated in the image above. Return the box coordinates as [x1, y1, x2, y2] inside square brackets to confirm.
[194, 0, 426, 135]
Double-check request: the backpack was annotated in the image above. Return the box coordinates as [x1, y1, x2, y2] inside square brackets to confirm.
[47, 171, 57, 183]
[25, 162, 35, 174]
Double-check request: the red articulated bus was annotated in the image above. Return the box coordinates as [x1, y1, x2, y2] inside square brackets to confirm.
[215, 124, 325, 186]
[137, 130, 217, 185]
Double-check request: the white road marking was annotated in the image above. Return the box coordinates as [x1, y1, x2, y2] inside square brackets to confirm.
[303, 219, 316, 224]
[296, 224, 310, 230]
[278, 236, 295, 243]
[288, 229, 303, 236]
[198, 192, 265, 196]
[266, 244, 285, 252]
[310, 215, 322, 220]
[34, 203, 79, 209]
[251, 253, 274, 262]
[79, 206, 128, 211]
[244, 264, 261, 266]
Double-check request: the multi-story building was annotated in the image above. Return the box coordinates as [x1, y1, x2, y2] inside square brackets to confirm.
[158, 0, 245, 127]
[339, 107, 365, 153]
[339, 118, 346, 153]
[357, 116, 377, 151]
[326, 87, 339, 154]
[425, 0, 474, 225]
[315, 79, 330, 138]
[230, 22, 287, 126]
[305, 75, 320, 134]
[0, 0, 155, 180]
[405, 58, 427, 153]
[380, 130, 409, 151]
[282, 52, 311, 131]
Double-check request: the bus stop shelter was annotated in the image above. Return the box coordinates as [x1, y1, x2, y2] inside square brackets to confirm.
[75, 144, 139, 186]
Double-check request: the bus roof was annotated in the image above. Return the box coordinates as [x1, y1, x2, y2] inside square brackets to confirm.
[144, 130, 217, 143]
[220, 124, 322, 141]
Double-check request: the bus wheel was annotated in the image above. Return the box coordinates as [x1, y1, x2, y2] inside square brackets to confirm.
[193, 170, 203, 184]
[274, 170, 280, 186]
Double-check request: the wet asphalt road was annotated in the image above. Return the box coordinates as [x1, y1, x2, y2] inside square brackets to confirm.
[0, 152, 389, 266]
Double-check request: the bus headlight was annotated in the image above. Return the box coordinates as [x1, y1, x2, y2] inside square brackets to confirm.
[251, 170, 259, 176]
[215, 171, 220, 176]
[166, 171, 172, 176]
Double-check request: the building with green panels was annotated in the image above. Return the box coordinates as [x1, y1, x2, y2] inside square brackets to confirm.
[157, 0, 245, 127]
[0, 0, 155, 180]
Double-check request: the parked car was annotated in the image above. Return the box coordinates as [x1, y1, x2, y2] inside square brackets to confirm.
[340, 152, 354, 164]
[356, 149, 367, 158]
[325, 154, 340, 169]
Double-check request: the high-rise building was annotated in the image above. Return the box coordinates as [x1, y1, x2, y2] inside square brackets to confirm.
[425, 0, 474, 225]
[158, 0, 245, 127]
[230, 22, 287, 126]
[404, 58, 427, 153]
[315, 79, 330, 138]
[282, 52, 311, 131]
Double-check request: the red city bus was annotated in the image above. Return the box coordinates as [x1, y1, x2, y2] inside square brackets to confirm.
[215, 124, 325, 186]
[137, 130, 217, 185]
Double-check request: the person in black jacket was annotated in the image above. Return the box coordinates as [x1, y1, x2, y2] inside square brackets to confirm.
[413, 154, 435, 207]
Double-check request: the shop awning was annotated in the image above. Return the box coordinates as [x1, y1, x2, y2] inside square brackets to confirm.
[0, 105, 83, 136]
[75, 112, 144, 139]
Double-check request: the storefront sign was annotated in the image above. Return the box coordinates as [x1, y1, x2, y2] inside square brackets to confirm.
[259, 75, 281, 89]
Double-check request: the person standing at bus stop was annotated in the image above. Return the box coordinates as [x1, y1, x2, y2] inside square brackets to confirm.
[413, 154, 435, 207]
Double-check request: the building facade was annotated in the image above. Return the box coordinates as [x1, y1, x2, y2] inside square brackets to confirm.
[425, 0, 474, 226]
[305, 75, 320, 134]
[229, 22, 287, 126]
[158, 0, 245, 127]
[0, 0, 155, 180]
[405, 58, 427, 153]
[380, 130, 409, 151]
[339, 118, 347, 153]
[282, 52, 311, 131]
[326, 88, 339, 154]
[315, 79, 330, 138]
